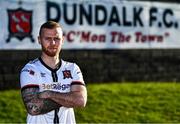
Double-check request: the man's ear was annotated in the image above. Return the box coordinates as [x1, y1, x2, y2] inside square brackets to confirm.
[62, 36, 64, 44]
[38, 36, 41, 44]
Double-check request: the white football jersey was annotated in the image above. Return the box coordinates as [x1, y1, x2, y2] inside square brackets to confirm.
[20, 57, 85, 124]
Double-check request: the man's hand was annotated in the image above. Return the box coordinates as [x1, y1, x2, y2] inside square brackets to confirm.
[39, 90, 52, 99]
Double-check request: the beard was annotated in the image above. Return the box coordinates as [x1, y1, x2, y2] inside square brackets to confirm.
[42, 45, 60, 57]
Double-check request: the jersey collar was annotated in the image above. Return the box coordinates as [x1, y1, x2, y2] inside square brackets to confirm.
[39, 57, 62, 72]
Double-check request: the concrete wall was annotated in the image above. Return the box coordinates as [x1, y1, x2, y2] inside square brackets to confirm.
[0, 49, 180, 90]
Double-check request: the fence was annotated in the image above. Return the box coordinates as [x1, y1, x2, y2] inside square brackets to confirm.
[0, 49, 180, 90]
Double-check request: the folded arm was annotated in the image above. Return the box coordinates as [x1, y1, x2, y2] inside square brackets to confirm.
[39, 84, 87, 108]
[21, 87, 61, 115]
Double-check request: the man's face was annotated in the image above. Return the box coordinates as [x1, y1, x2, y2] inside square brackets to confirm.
[38, 27, 64, 57]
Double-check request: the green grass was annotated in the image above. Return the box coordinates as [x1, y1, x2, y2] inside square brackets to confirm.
[0, 82, 180, 123]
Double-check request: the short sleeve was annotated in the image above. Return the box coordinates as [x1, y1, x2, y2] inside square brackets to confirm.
[20, 64, 39, 89]
[71, 63, 85, 85]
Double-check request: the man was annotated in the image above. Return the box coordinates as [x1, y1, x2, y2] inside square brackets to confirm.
[20, 21, 87, 124]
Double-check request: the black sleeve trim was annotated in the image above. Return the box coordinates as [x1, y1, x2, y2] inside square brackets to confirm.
[71, 81, 85, 86]
[21, 84, 39, 92]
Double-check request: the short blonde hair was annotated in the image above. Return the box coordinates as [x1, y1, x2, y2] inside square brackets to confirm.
[39, 21, 62, 36]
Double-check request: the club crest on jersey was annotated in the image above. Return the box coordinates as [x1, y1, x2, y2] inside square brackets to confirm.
[6, 8, 34, 43]
[62, 70, 73, 79]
